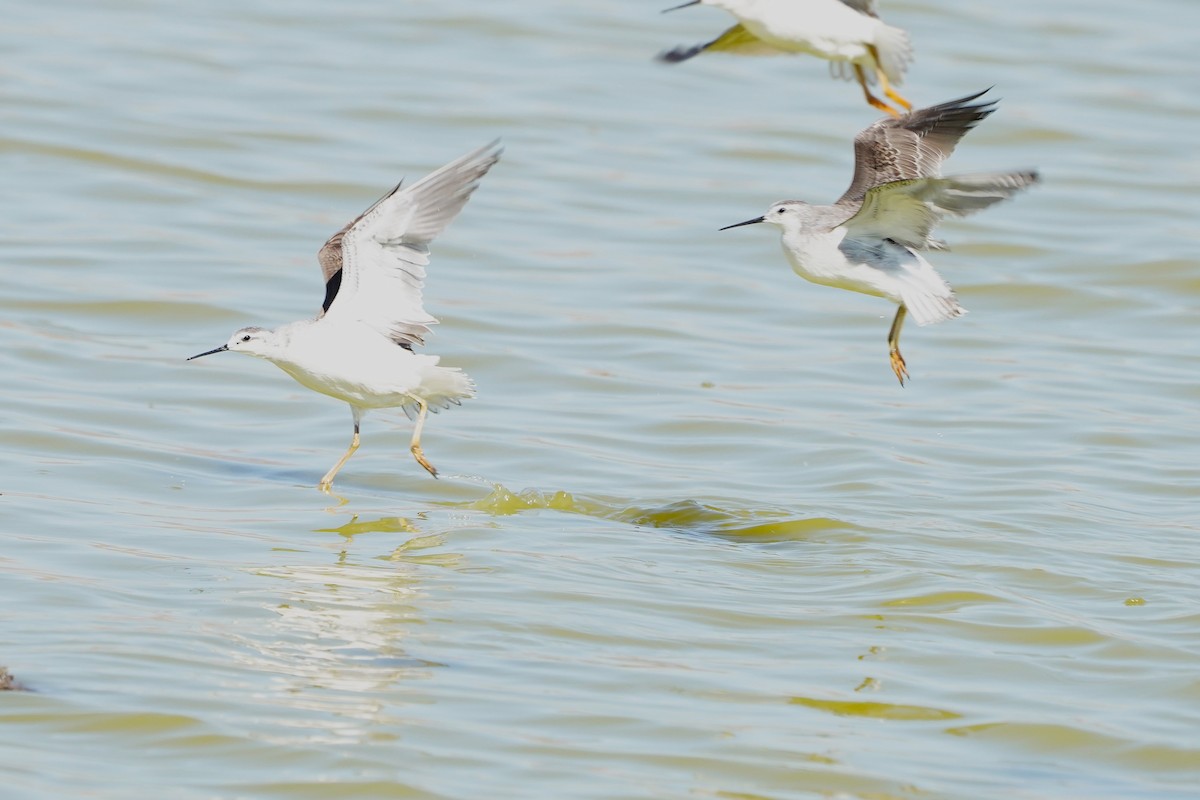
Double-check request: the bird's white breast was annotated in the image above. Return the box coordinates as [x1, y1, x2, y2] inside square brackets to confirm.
[267, 320, 429, 408]
[780, 227, 917, 304]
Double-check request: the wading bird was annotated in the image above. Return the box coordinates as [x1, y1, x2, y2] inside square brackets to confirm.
[189, 141, 501, 490]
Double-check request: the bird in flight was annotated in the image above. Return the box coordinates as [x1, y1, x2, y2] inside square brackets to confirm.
[658, 0, 913, 116]
[190, 141, 502, 491]
[721, 91, 1038, 385]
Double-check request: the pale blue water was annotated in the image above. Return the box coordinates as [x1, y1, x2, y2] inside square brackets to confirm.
[2, 1, 1198, 798]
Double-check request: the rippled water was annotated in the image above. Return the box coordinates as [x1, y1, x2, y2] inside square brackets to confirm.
[3, 0, 1198, 797]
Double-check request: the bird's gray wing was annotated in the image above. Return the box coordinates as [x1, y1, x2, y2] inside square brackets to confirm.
[837, 89, 998, 205]
[838, 0, 879, 17]
[317, 140, 502, 347]
[841, 171, 1040, 250]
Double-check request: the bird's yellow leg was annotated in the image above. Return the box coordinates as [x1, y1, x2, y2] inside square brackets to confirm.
[407, 397, 439, 479]
[887, 305, 910, 387]
[320, 424, 360, 492]
[867, 44, 911, 111]
[853, 63, 901, 117]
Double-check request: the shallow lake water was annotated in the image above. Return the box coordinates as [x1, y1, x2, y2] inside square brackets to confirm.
[2, 0, 1198, 797]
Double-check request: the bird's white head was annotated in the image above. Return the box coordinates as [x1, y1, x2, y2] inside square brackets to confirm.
[720, 200, 810, 234]
[188, 326, 278, 362]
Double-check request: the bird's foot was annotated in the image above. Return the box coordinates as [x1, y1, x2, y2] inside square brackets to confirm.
[889, 349, 910, 387]
[866, 93, 902, 117]
[411, 444, 439, 479]
[318, 478, 350, 502]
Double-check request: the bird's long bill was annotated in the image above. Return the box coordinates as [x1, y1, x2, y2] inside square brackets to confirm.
[187, 344, 229, 361]
[719, 216, 766, 231]
[662, 0, 701, 12]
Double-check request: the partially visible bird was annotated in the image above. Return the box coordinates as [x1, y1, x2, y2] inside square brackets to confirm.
[189, 141, 502, 491]
[658, 0, 913, 116]
[720, 90, 1038, 385]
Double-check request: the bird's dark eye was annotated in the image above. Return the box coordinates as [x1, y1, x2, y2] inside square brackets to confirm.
[241, 335, 251, 342]
[776, 207, 787, 214]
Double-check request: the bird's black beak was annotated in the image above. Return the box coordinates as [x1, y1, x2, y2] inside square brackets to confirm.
[719, 216, 765, 231]
[662, 0, 701, 12]
[187, 344, 228, 361]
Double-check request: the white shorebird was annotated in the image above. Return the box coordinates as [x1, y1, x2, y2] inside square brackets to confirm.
[658, 0, 913, 116]
[189, 141, 501, 491]
[720, 90, 1038, 385]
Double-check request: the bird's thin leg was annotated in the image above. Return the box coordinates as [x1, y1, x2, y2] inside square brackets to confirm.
[887, 305, 910, 387]
[853, 63, 900, 117]
[866, 44, 911, 111]
[407, 397, 439, 479]
[319, 409, 362, 492]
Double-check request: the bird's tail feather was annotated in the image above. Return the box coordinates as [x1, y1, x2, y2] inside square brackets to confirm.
[400, 366, 475, 420]
[898, 258, 967, 327]
[903, 288, 966, 327]
[874, 23, 913, 84]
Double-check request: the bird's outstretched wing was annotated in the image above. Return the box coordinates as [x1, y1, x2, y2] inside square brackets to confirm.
[316, 140, 502, 348]
[837, 90, 998, 206]
[841, 171, 1040, 250]
[658, 23, 779, 63]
